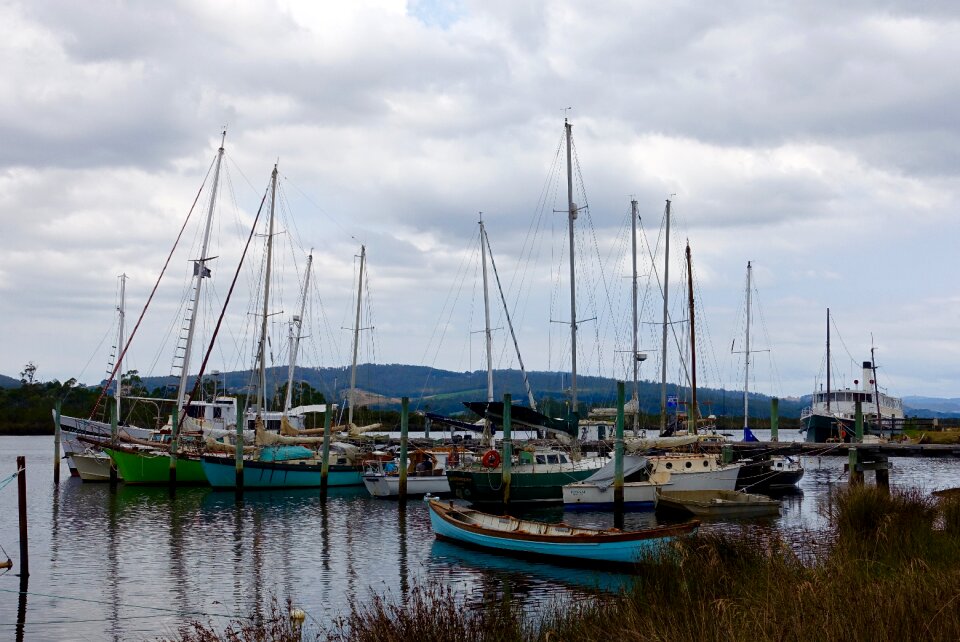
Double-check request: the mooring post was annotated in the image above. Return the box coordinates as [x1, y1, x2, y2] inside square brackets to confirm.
[320, 407, 332, 495]
[876, 455, 890, 490]
[17, 456, 28, 577]
[848, 447, 862, 485]
[399, 397, 409, 501]
[169, 405, 179, 488]
[109, 401, 119, 488]
[722, 444, 734, 465]
[855, 400, 863, 443]
[234, 402, 244, 493]
[502, 393, 512, 506]
[424, 415, 431, 440]
[53, 400, 62, 485]
[770, 397, 779, 443]
[614, 382, 625, 520]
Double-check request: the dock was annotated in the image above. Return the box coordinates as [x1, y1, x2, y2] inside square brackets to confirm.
[726, 441, 960, 458]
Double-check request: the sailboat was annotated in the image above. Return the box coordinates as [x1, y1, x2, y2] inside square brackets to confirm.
[446, 119, 609, 506]
[800, 309, 904, 442]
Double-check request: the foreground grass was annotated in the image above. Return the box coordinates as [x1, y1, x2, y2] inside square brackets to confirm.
[168, 486, 960, 642]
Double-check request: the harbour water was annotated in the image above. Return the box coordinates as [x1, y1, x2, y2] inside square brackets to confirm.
[2, 432, 960, 639]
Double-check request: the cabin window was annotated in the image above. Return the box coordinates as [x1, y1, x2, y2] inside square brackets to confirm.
[547, 454, 559, 464]
[186, 405, 204, 418]
[535, 455, 546, 464]
[665, 462, 673, 469]
[212, 407, 222, 419]
[267, 420, 281, 432]
[685, 461, 693, 469]
[559, 454, 569, 464]
[703, 460, 709, 467]
[247, 420, 256, 430]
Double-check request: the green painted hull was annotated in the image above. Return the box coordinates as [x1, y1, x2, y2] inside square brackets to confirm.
[105, 447, 208, 485]
[446, 466, 600, 505]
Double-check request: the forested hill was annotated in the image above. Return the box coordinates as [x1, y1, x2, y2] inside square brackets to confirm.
[134, 363, 808, 418]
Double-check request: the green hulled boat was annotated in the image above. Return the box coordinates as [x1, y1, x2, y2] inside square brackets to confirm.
[104, 446, 208, 485]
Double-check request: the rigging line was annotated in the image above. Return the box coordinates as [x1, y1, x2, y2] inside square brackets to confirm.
[88, 153, 217, 419]
[282, 173, 359, 244]
[752, 282, 785, 399]
[180, 188, 268, 433]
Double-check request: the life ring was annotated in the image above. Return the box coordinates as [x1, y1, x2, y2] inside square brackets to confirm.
[481, 450, 501, 468]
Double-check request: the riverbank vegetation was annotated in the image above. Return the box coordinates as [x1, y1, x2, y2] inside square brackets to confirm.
[168, 484, 960, 641]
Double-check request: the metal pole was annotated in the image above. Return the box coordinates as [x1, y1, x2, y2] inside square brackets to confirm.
[399, 397, 409, 501]
[502, 393, 512, 506]
[320, 407, 332, 494]
[659, 200, 671, 434]
[53, 400, 61, 485]
[17, 456, 28, 577]
[630, 201, 640, 433]
[771, 397, 779, 443]
[234, 401, 243, 492]
[565, 119, 578, 415]
[744, 261, 752, 432]
[348, 246, 366, 427]
[614, 381, 625, 514]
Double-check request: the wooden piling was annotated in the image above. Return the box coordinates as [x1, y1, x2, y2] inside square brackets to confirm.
[109, 402, 118, 488]
[234, 402, 243, 492]
[320, 407, 332, 494]
[848, 447, 862, 485]
[770, 397, 779, 443]
[502, 394, 512, 506]
[855, 400, 863, 443]
[53, 400, 61, 485]
[169, 405, 178, 487]
[614, 382, 625, 515]
[17, 456, 28, 577]
[399, 397, 409, 501]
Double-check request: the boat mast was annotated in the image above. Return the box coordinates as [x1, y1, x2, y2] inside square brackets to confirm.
[826, 308, 831, 414]
[870, 340, 882, 430]
[686, 242, 697, 434]
[257, 164, 278, 418]
[659, 199, 672, 433]
[630, 199, 640, 432]
[483, 225, 537, 410]
[743, 261, 752, 431]
[176, 130, 225, 413]
[284, 253, 313, 413]
[565, 118, 579, 415]
[347, 245, 366, 426]
[116, 273, 127, 422]
[480, 217, 495, 447]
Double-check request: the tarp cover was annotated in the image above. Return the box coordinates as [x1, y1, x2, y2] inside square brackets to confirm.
[462, 401, 578, 437]
[259, 445, 315, 462]
[581, 455, 650, 490]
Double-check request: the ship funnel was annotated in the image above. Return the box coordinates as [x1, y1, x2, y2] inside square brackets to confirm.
[862, 361, 873, 391]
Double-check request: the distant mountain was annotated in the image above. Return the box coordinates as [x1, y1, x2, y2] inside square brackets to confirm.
[903, 396, 960, 419]
[0, 374, 20, 388]
[134, 364, 809, 419]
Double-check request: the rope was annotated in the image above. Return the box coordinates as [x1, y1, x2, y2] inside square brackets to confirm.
[0, 587, 236, 620]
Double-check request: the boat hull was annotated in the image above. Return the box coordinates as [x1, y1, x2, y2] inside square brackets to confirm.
[561, 481, 659, 511]
[201, 456, 363, 489]
[658, 490, 780, 518]
[428, 499, 696, 564]
[446, 460, 607, 505]
[656, 466, 740, 492]
[736, 460, 804, 491]
[105, 447, 208, 485]
[73, 453, 121, 482]
[363, 473, 450, 498]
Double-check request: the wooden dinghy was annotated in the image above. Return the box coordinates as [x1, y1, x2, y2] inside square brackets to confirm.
[657, 489, 781, 518]
[427, 499, 698, 564]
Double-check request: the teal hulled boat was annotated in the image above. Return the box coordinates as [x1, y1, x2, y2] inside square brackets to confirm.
[201, 455, 363, 489]
[428, 498, 698, 565]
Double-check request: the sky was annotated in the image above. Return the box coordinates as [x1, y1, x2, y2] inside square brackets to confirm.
[2, 0, 959, 401]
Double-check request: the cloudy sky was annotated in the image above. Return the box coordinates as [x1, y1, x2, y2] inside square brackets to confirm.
[2, 0, 959, 402]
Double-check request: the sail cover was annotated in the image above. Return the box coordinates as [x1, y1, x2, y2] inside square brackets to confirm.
[462, 401, 579, 438]
[581, 456, 650, 490]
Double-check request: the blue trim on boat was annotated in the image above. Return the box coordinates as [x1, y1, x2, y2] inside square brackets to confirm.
[562, 500, 656, 512]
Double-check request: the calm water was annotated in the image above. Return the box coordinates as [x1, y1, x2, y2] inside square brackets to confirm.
[2, 433, 960, 640]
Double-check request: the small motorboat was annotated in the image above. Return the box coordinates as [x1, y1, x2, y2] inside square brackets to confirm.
[427, 498, 698, 564]
[657, 489, 781, 518]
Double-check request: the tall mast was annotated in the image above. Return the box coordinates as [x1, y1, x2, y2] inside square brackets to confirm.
[480, 217, 494, 403]
[630, 199, 640, 432]
[686, 242, 697, 434]
[348, 245, 366, 426]
[743, 261, 752, 430]
[659, 199, 672, 433]
[116, 273, 127, 422]
[565, 118, 578, 415]
[870, 340, 882, 429]
[284, 253, 313, 412]
[826, 308, 831, 413]
[176, 130, 225, 412]
[258, 164, 278, 417]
